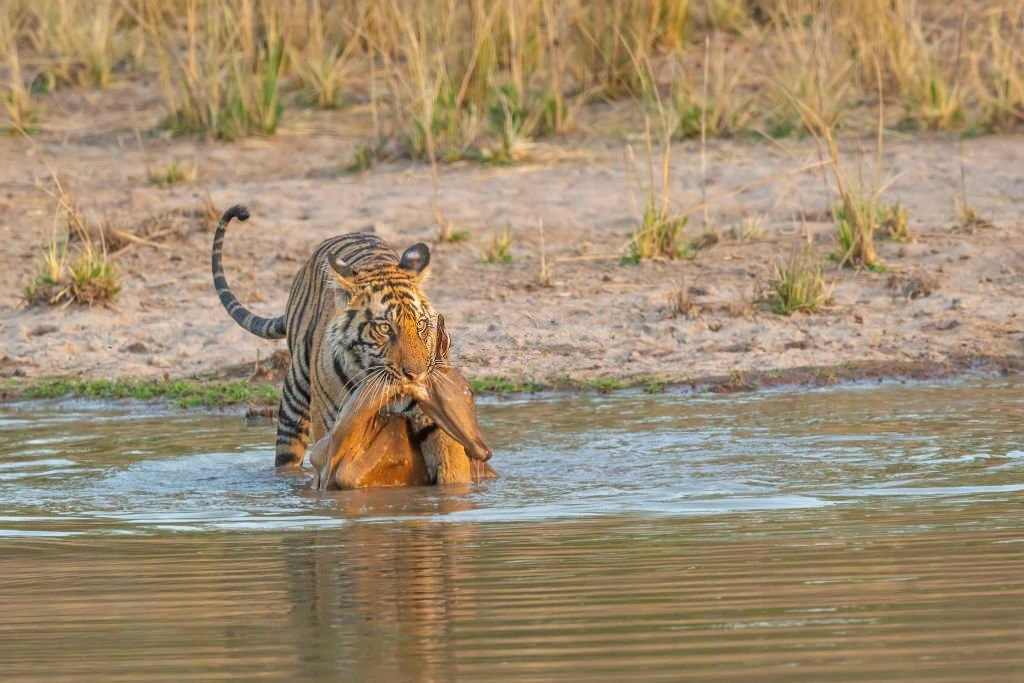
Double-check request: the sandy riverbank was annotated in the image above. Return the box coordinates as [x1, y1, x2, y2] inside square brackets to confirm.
[1, 87, 1022, 388]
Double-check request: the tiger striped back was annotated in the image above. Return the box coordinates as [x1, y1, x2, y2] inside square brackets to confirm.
[212, 206, 436, 467]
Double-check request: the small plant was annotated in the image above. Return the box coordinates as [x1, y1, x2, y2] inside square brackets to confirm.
[954, 198, 994, 233]
[623, 204, 691, 264]
[832, 193, 884, 270]
[881, 203, 910, 242]
[343, 143, 380, 174]
[769, 246, 832, 315]
[24, 178, 120, 307]
[148, 160, 197, 185]
[482, 224, 512, 263]
[668, 281, 701, 319]
[831, 197, 907, 265]
[23, 229, 67, 304]
[24, 230, 119, 307]
[728, 215, 767, 241]
[438, 224, 470, 243]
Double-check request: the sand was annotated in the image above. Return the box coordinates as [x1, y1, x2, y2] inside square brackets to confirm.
[1, 85, 1022, 386]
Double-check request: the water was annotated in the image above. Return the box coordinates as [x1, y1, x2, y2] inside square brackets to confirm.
[1, 380, 1022, 681]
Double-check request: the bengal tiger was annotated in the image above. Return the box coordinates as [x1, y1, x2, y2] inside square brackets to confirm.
[212, 204, 444, 468]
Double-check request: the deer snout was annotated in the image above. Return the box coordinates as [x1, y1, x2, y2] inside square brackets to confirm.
[466, 440, 492, 462]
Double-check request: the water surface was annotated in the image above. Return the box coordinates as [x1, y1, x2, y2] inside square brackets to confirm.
[1, 380, 1022, 681]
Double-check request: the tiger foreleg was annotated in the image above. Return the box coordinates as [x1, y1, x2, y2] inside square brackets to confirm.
[275, 363, 311, 467]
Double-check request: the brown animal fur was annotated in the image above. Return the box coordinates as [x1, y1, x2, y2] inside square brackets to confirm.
[309, 316, 496, 490]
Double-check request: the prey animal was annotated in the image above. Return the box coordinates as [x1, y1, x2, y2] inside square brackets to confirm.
[310, 316, 496, 490]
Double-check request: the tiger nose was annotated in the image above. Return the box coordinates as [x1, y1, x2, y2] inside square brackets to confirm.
[401, 366, 425, 382]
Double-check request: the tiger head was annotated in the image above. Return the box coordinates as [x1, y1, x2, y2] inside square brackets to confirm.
[327, 243, 437, 387]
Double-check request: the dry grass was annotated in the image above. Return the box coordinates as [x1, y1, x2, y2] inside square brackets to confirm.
[287, 0, 360, 109]
[0, 10, 37, 134]
[728, 215, 767, 242]
[535, 218, 554, 287]
[147, 159, 198, 185]
[954, 198, 995, 233]
[129, 0, 285, 140]
[667, 281, 702, 319]
[881, 202, 910, 242]
[1, 0, 1021, 145]
[24, 179, 119, 307]
[673, 35, 758, 139]
[623, 66, 693, 264]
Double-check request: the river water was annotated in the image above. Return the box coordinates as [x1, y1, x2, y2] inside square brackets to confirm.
[1, 380, 1022, 681]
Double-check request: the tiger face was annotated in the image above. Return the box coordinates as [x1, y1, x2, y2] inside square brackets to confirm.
[327, 243, 436, 386]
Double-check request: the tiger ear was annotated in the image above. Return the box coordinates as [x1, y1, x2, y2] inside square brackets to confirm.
[434, 314, 451, 361]
[328, 252, 358, 295]
[399, 243, 430, 280]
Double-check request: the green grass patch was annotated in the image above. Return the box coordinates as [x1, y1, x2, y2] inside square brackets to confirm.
[3, 378, 280, 409]
[4, 373, 681, 408]
[770, 247, 833, 315]
[468, 376, 544, 394]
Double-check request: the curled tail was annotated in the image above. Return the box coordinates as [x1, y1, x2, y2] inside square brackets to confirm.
[211, 205, 286, 340]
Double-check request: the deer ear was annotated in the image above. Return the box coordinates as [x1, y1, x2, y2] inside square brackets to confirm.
[328, 252, 358, 295]
[399, 243, 430, 279]
[435, 314, 452, 361]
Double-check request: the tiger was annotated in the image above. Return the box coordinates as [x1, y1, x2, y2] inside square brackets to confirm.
[211, 204, 441, 468]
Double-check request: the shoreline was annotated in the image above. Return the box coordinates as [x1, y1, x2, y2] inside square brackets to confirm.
[3, 355, 1020, 412]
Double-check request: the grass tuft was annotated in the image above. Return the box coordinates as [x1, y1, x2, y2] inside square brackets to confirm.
[624, 203, 691, 264]
[148, 160, 198, 185]
[769, 245, 832, 315]
[482, 224, 512, 263]
[23, 180, 120, 307]
[881, 202, 910, 242]
[954, 197, 994, 233]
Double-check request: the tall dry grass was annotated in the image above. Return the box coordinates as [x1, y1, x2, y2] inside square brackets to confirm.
[0, 0, 1021, 143]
